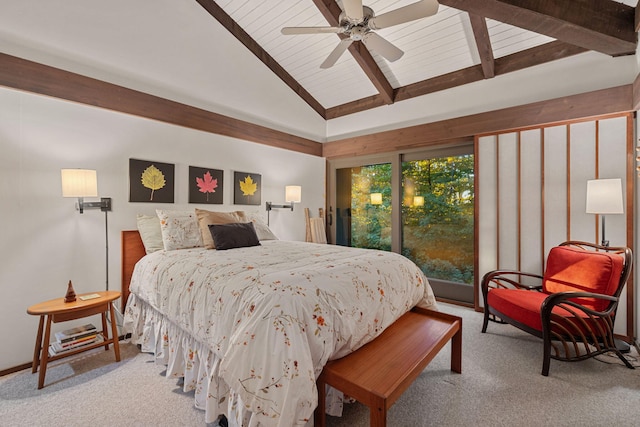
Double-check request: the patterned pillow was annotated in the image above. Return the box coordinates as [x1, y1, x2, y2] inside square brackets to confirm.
[195, 208, 247, 249]
[156, 209, 203, 251]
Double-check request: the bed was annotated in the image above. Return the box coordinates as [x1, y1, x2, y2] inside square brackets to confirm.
[121, 218, 438, 426]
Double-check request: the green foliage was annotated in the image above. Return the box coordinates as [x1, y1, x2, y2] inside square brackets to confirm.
[347, 156, 475, 284]
[402, 155, 474, 284]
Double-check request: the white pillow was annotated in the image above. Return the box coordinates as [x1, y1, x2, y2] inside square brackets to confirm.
[156, 209, 203, 250]
[246, 212, 278, 241]
[136, 214, 164, 254]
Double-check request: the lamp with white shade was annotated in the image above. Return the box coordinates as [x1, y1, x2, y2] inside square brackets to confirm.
[61, 169, 112, 291]
[61, 169, 111, 214]
[585, 178, 623, 247]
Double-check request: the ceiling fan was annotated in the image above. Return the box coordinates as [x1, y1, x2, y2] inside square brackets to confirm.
[281, 0, 439, 69]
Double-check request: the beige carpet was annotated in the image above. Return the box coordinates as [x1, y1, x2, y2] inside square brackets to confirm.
[1, 304, 639, 426]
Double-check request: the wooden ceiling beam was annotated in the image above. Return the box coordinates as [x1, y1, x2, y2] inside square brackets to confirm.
[194, 0, 327, 119]
[328, 40, 586, 118]
[0, 52, 323, 156]
[323, 85, 633, 159]
[440, 0, 636, 57]
[468, 14, 495, 79]
[312, 0, 395, 105]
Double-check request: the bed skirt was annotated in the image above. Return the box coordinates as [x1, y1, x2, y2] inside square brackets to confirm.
[123, 294, 345, 426]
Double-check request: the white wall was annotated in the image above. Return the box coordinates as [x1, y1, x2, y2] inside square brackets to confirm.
[0, 87, 325, 370]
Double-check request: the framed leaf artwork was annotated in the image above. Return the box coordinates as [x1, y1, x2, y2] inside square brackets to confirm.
[233, 171, 261, 205]
[129, 158, 175, 203]
[189, 166, 223, 204]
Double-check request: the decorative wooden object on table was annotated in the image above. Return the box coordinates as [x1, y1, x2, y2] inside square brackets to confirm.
[26, 290, 121, 389]
[64, 280, 76, 302]
[314, 307, 462, 427]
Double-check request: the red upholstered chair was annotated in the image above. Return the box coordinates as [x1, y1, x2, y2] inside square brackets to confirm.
[481, 241, 633, 376]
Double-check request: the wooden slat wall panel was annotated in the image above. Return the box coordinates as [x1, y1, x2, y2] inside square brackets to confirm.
[519, 130, 543, 275]
[543, 126, 568, 254]
[497, 133, 519, 270]
[476, 113, 634, 340]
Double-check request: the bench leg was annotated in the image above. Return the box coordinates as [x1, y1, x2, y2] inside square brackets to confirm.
[370, 399, 387, 427]
[314, 378, 326, 427]
[451, 324, 462, 374]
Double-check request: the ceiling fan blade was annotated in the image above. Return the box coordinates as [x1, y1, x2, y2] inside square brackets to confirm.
[342, 0, 364, 22]
[281, 26, 342, 35]
[368, 0, 439, 30]
[320, 38, 353, 69]
[362, 32, 404, 62]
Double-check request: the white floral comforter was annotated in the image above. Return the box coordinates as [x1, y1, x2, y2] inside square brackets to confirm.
[123, 240, 437, 426]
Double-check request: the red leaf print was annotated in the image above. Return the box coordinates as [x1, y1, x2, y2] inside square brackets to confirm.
[196, 171, 218, 201]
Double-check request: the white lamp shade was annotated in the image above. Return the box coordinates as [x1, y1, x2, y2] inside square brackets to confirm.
[285, 185, 302, 203]
[586, 178, 623, 214]
[370, 193, 383, 205]
[413, 196, 424, 206]
[61, 169, 98, 197]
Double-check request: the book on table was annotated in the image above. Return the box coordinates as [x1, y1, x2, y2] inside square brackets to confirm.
[49, 335, 103, 356]
[55, 323, 97, 343]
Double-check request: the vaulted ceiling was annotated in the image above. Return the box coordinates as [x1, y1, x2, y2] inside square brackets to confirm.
[204, 0, 638, 119]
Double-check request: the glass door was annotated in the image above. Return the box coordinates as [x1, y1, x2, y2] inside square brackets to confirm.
[401, 150, 474, 303]
[335, 163, 392, 250]
[328, 145, 475, 305]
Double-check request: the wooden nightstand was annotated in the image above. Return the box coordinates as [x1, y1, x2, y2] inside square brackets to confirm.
[27, 290, 121, 389]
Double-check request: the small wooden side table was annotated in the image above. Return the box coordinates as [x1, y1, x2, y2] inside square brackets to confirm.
[27, 290, 122, 389]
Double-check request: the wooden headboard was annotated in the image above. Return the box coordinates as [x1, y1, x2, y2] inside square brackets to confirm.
[120, 230, 146, 310]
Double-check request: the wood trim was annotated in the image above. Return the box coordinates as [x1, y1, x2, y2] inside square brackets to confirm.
[516, 132, 521, 270]
[496, 137, 501, 269]
[540, 129, 545, 266]
[473, 136, 481, 311]
[323, 85, 633, 159]
[0, 52, 323, 157]
[625, 114, 635, 340]
[566, 125, 571, 242]
[594, 121, 600, 244]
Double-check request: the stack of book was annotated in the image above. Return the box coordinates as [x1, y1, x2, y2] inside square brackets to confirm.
[48, 323, 102, 356]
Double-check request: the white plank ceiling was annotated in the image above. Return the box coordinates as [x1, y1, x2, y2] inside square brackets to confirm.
[215, 0, 637, 109]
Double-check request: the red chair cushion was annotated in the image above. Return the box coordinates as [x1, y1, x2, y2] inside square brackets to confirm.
[542, 246, 623, 312]
[488, 288, 608, 334]
[488, 289, 548, 331]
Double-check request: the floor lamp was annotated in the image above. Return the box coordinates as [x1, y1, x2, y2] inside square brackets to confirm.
[585, 178, 623, 247]
[585, 178, 628, 352]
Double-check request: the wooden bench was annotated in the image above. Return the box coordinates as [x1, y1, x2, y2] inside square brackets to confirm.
[314, 307, 462, 427]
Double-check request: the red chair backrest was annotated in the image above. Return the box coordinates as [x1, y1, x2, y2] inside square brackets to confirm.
[542, 246, 624, 311]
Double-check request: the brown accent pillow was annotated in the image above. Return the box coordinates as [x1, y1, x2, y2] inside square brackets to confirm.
[195, 209, 247, 249]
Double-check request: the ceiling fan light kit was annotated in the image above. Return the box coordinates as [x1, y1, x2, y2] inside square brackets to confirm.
[281, 0, 440, 68]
